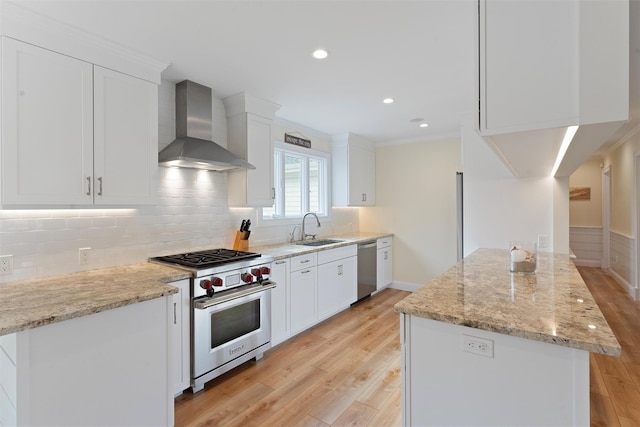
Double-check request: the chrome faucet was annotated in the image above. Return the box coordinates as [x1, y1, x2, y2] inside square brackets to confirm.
[301, 212, 321, 241]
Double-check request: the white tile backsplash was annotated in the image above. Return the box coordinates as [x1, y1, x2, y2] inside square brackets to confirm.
[0, 80, 358, 283]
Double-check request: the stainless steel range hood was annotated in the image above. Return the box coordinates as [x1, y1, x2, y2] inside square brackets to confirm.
[159, 80, 254, 171]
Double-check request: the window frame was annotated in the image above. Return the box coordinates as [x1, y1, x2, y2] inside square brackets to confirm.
[260, 141, 331, 226]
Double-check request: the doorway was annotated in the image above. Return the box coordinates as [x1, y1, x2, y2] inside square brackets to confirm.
[602, 166, 611, 270]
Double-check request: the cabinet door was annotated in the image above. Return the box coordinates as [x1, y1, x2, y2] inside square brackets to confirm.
[318, 256, 357, 320]
[227, 113, 274, 207]
[377, 247, 393, 290]
[479, 0, 577, 134]
[338, 256, 357, 309]
[168, 279, 190, 396]
[290, 267, 317, 335]
[317, 261, 339, 320]
[246, 114, 274, 206]
[349, 144, 375, 206]
[93, 66, 158, 205]
[1, 37, 93, 205]
[270, 259, 290, 346]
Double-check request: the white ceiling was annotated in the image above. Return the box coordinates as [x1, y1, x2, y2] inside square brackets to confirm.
[16, 0, 477, 145]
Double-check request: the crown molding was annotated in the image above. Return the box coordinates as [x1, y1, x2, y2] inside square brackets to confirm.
[0, 0, 168, 84]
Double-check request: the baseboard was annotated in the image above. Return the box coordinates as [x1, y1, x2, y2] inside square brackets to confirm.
[607, 268, 638, 300]
[389, 281, 422, 292]
[572, 259, 602, 268]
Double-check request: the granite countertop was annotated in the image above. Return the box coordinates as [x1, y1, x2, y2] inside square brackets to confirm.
[0, 263, 190, 336]
[395, 248, 621, 356]
[249, 232, 393, 260]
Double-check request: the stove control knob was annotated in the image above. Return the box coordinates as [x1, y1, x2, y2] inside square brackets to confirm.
[199, 279, 213, 290]
[241, 273, 254, 283]
[260, 266, 271, 275]
[251, 268, 263, 278]
[211, 277, 223, 287]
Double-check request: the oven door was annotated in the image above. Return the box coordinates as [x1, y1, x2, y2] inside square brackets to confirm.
[192, 282, 273, 381]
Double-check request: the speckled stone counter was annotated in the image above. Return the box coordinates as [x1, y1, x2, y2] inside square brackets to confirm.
[0, 263, 190, 336]
[249, 232, 392, 260]
[395, 248, 620, 356]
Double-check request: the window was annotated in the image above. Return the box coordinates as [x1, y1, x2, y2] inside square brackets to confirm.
[262, 142, 329, 220]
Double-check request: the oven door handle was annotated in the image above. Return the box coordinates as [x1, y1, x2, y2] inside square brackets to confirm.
[194, 281, 276, 310]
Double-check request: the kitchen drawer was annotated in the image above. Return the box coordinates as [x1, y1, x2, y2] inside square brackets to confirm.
[377, 237, 392, 249]
[290, 253, 317, 272]
[317, 245, 357, 265]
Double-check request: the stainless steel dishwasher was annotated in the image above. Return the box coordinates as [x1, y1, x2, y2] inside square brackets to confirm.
[356, 241, 377, 301]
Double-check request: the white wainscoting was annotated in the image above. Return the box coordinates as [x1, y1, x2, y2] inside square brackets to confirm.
[609, 230, 637, 299]
[569, 227, 603, 267]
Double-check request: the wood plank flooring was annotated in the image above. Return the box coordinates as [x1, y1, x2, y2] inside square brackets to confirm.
[175, 268, 640, 426]
[581, 267, 640, 427]
[175, 288, 408, 427]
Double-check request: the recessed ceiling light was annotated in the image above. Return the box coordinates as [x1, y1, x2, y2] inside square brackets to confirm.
[383, 98, 394, 104]
[312, 49, 328, 59]
[419, 123, 429, 128]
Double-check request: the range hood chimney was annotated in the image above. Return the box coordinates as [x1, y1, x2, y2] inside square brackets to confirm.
[158, 80, 255, 171]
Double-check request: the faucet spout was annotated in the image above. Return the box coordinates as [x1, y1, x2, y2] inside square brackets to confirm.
[301, 212, 321, 241]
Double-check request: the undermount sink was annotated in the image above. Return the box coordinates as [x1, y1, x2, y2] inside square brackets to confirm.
[296, 239, 344, 247]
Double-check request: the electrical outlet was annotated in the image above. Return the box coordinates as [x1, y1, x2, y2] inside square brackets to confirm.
[0, 255, 13, 275]
[79, 248, 91, 265]
[463, 334, 494, 358]
[538, 234, 548, 248]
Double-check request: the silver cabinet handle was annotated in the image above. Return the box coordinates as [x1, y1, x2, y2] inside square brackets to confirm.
[384, 251, 388, 260]
[86, 176, 91, 196]
[98, 177, 103, 196]
[300, 259, 311, 264]
[173, 302, 177, 325]
[301, 269, 311, 274]
[338, 264, 343, 276]
[272, 187, 276, 199]
[275, 260, 287, 265]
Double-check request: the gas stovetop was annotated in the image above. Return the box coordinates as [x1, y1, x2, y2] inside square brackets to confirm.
[152, 248, 261, 270]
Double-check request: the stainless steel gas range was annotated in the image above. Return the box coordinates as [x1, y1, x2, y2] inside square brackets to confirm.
[151, 249, 275, 393]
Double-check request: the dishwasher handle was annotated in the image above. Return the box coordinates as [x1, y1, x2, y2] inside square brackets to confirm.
[359, 242, 377, 250]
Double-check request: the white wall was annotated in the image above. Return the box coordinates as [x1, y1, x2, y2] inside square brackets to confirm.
[0, 80, 358, 283]
[359, 138, 462, 286]
[462, 119, 569, 255]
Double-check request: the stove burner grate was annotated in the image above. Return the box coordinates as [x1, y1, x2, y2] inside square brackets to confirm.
[153, 248, 261, 269]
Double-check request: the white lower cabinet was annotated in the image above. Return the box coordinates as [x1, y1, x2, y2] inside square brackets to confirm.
[270, 259, 290, 346]
[1, 297, 173, 426]
[376, 237, 393, 290]
[0, 334, 17, 427]
[290, 253, 318, 335]
[169, 279, 190, 396]
[317, 245, 357, 320]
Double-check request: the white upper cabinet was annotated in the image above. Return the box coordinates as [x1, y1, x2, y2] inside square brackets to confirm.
[93, 66, 158, 205]
[1, 37, 94, 206]
[332, 133, 376, 207]
[1, 37, 160, 207]
[224, 93, 281, 207]
[478, 0, 628, 136]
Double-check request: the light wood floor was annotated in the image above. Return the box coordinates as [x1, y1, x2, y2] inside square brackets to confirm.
[176, 268, 640, 426]
[175, 288, 409, 426]
[582, 267, 640, 427]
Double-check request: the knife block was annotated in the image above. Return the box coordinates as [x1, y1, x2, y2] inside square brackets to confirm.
[233, 230, 249, 251]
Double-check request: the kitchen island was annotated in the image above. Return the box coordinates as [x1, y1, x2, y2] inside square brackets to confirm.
[0, 263, 189, 426]
[395, 248, 620, 426]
